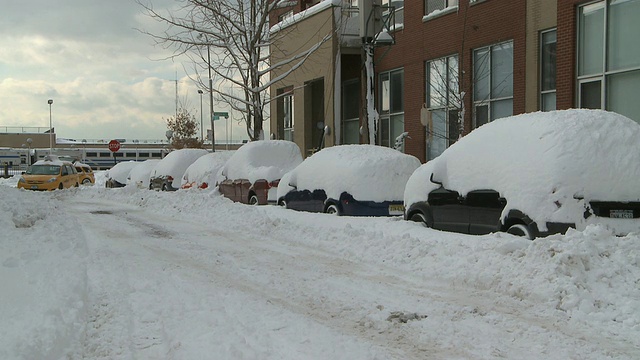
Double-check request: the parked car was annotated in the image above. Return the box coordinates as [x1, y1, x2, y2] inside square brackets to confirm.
[17, 155, 79, 191]
[73, 161, 95, 185]
[105, 161, 139, 188]
[149, 148, 209, 191]
[127, 159, 161, 189]
[218, 140, 302, 205]
[180, 151, 233, 190]
[404, 109, 640, 239]
[278, 145, 420, 216]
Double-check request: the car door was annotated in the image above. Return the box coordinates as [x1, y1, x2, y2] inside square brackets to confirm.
[466, 190, 506, 235]
[428, 188, 469, 233]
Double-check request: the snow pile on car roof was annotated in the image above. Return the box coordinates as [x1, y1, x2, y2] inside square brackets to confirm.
[127, 159, 161, 188]
[33, 155, 66, 166]
[151, 149, 209, 188]
[181, 151, 233, 188]
[405, 109, 640, 228]
[222, 140, 302, 183]
[289, 145, 421, 202]
[106, 161, 139, 184]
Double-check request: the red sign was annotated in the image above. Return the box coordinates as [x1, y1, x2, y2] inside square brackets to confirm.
[108, 140, 121, 153]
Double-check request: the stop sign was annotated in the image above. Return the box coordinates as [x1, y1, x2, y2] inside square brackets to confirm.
[108, 139, 121, 152]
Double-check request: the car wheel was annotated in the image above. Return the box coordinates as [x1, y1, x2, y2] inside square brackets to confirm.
[279, 199, 287, 208]
[82, 178, 91, 185]
[409, 212, 428, 227]
[249, 194, 259, 205]
[325, 204, 340, 216]
[161, 184, 167, 191]
[506, 223, 534, 240]
[58, 183, 64, 190]
[75, 182, 79, 187]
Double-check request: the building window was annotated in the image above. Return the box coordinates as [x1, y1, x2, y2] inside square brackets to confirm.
[425, 0, 458, 16]
[378, 69, 404, 149]
[283, 93, 294, 142]
[426, 54, 459, 160]
[473, 41, 514, 128]
[540, 29, 557, 111]
[577, 0, 640, 122]
[342, 79, 360, 144]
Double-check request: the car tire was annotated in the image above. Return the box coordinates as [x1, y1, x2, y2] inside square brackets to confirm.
[82, 178, 91, 185]
[249, 194, 259, 205]
[75, 182, 79, 187]
[280, 199, 287, 208]
[506, 223, 534, 240]
[325, 204, 340, 216]
[161, 184, 167, 191]
[409, 212, 428, 227]
[58, 183, 64, 190]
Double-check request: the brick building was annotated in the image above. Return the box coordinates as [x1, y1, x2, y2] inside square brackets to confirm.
[269, 0, 640, 161]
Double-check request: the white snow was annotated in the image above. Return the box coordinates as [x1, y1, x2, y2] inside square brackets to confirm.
[104, 161, 139, 185]
[221, 140, 302, 183]
[283, 144, 420, 201]
[149, 149, 209, 189]
[126, 159, 161, 189]
[405, 109, 640, 233]
[180, 151, 234, 189]
[1, 178, 640, 358]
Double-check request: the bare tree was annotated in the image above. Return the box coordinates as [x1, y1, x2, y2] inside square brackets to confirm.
[138, 0, 331, 141]
[166, 108, 204, 149]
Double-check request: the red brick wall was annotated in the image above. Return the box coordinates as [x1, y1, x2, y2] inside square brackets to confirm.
[376, 0, 527, 162]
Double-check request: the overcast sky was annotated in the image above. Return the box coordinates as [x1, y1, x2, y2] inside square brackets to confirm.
[0, 0, 247, 143]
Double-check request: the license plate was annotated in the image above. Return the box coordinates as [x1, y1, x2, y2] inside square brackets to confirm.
[31, 185, 38, 190]
[389, 204, 404, 215]
[610, 209, 634, 219]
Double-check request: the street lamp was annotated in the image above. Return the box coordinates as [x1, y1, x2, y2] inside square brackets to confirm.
[198, 89, 204, 142]
[206, 45, 215, 152]
[47, 99, 53, 154]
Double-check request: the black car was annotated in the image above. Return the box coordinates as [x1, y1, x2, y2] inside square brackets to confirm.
[404, 110, 640, 239]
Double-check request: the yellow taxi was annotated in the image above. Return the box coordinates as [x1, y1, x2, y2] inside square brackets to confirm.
[17, 156, 80, 191]
[74, 161, 95, 185]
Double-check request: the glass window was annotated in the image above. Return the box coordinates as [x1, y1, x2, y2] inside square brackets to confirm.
[608, 70, 640, 120]
[580, 80, 602, 109]
[578, 2, 605, 77]
[577, 0, 640, 123]
[283, 94, 294, 142]
[540, 29, 557, 111]
[425, 0, 458, 15]
[426, 54, 460, 160]
[378, 69, 404, 149]
[608, 0, 640, 71]
[473, 41, 513, 127]
[342, 80, 360, 144]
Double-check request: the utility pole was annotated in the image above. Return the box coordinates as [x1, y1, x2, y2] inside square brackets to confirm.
[360, 0, 381, 145]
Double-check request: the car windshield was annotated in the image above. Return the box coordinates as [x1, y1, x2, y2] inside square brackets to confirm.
[26, 165, 61, 175]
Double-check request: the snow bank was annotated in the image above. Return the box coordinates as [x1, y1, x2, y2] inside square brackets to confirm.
[222, 140, 302, 183]
[0, 188, 87, 359]
[180, 151, 233, 189]
[405, 109, 640, 231]
[285, 145, 420, 201]
[150, 149, 209, 188]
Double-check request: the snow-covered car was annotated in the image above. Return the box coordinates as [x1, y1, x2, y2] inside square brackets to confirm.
[17, 156, 79, 191]
[73, 161, 95, 185]
[149, 149, 209, 191]
[105, 161, 139, 188]
[218, 140, 303, 205]
[126, 159, 161, 189]
[404, 109, 640, 239]
[278, 145, 420, 216]
[180, 151, 233, 190]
